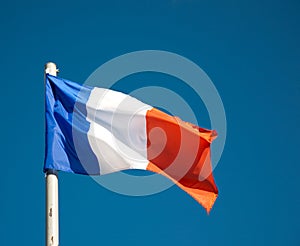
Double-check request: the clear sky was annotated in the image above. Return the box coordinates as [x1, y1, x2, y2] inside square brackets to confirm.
[1, 0, 299, 245]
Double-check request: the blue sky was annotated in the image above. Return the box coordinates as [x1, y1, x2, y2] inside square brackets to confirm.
[1, 0, 299, 245]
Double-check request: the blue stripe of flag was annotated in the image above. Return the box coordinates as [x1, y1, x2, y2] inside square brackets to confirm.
[44, 75, 100, 175]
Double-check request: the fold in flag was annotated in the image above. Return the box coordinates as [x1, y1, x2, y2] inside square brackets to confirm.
[44, 75, 218, 213]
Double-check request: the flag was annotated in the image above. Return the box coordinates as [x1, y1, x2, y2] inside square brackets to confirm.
[44, 74, 218, 213]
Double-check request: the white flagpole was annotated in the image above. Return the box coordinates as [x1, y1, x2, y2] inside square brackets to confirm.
[45, 62, 59, 246]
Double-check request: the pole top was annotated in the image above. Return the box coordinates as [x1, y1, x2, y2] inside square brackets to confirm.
[45, 62, 59, 76]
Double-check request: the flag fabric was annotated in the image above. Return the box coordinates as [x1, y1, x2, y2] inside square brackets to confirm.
[44, 74, 218, 212]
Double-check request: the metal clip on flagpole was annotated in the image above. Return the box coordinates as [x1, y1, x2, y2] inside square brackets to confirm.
[45, 62, 59, 246]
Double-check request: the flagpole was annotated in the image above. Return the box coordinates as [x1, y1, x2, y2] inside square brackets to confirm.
[45, 62, 59, 246]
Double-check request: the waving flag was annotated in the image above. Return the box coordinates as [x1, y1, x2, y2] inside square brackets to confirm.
[44, 75, 218, 212]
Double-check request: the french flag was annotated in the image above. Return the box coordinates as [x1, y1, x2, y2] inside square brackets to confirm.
[44, 74, 218, 213]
